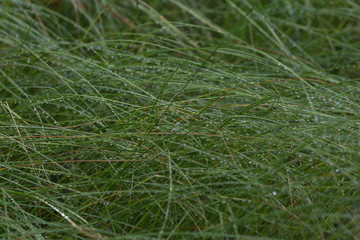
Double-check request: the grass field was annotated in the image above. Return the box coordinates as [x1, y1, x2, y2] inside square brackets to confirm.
[1, 0, 360, 239]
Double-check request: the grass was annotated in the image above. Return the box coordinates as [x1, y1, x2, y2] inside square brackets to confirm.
[1, 0, 360, 239]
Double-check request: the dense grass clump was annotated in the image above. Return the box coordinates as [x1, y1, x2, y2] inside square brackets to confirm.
[1, 0, 360, 239]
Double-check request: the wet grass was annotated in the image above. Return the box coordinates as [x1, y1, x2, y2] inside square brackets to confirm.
[1, 0, 360, 239]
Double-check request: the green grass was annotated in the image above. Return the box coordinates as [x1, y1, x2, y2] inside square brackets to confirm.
[1, 0, 360, 239]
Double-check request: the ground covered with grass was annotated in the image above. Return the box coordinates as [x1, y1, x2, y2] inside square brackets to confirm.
[1, 0, 360, 239]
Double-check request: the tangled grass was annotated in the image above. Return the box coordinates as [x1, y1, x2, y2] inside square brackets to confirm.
[1, 0, 360, 239]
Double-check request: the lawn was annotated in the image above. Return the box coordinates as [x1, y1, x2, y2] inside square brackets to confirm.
[1, 0, 360, 239]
